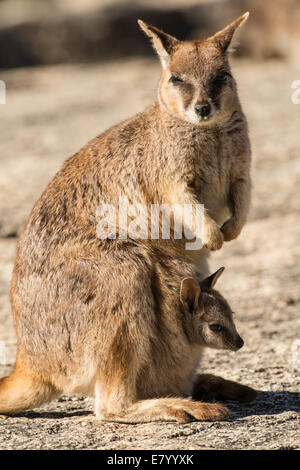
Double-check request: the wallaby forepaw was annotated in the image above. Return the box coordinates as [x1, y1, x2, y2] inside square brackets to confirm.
[204, 222, 224, 251]
[221, 218, 242, 242]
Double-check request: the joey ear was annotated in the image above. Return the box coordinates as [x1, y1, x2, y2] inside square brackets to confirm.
[138, 19, 180, 67]
[180, 277, 201, 313]
[211, 12, 249, 53]
[200, 267, 225, 290]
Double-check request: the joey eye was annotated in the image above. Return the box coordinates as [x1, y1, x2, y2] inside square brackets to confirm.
[209, 324, 223, 333]
[169, 75, 183, 85]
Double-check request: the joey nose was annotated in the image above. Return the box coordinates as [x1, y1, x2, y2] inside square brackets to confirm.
[195, 103, 211, 118]
[235, 335, 244, 350]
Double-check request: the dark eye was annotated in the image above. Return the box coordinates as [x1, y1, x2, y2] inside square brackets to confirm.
[209, 324, 223, 333]
[169, 75, 184, 85]
[215, 71, 232, 82]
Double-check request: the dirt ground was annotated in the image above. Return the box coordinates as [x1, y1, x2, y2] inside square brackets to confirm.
[0, 57, 299, 449]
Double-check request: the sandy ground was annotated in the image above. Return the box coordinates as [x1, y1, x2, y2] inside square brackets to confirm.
[0, 57, 299, 449]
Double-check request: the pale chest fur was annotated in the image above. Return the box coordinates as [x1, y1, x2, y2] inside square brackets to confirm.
[185, 122, 248, 225]
[156, 110, 249, 227]
[193, 132, 232, 224]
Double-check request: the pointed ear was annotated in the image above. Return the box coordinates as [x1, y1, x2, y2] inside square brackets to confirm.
[211, 12, 249, 53]
[200, 267, 225, 290]
[180, 278, 201, 313]
[138, 19, 180, 67]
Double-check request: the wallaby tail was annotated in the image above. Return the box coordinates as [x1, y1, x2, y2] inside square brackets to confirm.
[0, 367, 56, 415]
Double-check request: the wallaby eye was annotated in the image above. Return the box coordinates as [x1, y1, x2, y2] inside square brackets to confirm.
[169, 75, 184, 85]
[209, 324, 223, 333]
[215, 71, 232, 82]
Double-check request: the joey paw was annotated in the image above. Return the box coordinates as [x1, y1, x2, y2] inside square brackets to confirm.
[215, 382, 258, 403]
[232, 385, 258, 403]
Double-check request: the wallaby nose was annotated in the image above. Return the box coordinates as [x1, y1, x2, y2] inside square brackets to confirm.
[195, 103, 211, 118]
[235, 335, 244, 350]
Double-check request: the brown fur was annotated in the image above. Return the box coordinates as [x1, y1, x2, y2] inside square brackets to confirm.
[1, 14, 253, 422]
[192, 374, 257, 403]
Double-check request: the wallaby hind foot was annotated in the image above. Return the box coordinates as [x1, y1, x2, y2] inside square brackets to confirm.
[0, 365, 57, 415]
[97, 397, 229, 424]
[192, 374, 257, 403]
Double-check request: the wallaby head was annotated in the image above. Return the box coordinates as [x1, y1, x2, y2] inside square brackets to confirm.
[138, 13, 249, 125]
[180, 267, 244, 351]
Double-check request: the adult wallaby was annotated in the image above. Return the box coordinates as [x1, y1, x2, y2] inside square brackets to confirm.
[1, 14, 252, 419]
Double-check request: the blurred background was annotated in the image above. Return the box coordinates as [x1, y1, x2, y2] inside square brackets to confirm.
[0, 0, 299, 450]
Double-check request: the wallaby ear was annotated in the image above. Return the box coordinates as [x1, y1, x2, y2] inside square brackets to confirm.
[211, 12, 249, 53]
[180, 277, 201, 313]
[138, 19, 180, 67]
[200, 267, 225, 290]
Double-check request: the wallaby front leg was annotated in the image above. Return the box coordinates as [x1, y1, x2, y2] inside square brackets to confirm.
[221, 177, 251, 242]
[192, 374, 257, 403]
[203, 209, 224, 251]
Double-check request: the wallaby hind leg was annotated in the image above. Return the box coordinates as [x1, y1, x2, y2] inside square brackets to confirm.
[192, 374, 257, 403]
[100, 397, 230, 424]
[95, 376, 229, 424]
[0, 367, 57, 415]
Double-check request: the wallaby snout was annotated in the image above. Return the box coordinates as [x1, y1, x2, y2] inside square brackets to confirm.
[195, 102, 211, 120]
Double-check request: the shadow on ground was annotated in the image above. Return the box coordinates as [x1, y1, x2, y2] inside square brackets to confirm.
[7, 391, 300, 422]
[228, 391, 300, 420]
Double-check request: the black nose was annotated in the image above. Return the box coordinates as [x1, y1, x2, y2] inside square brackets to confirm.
[195, 103, 211, 118]
[236, 336, 244, 350]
